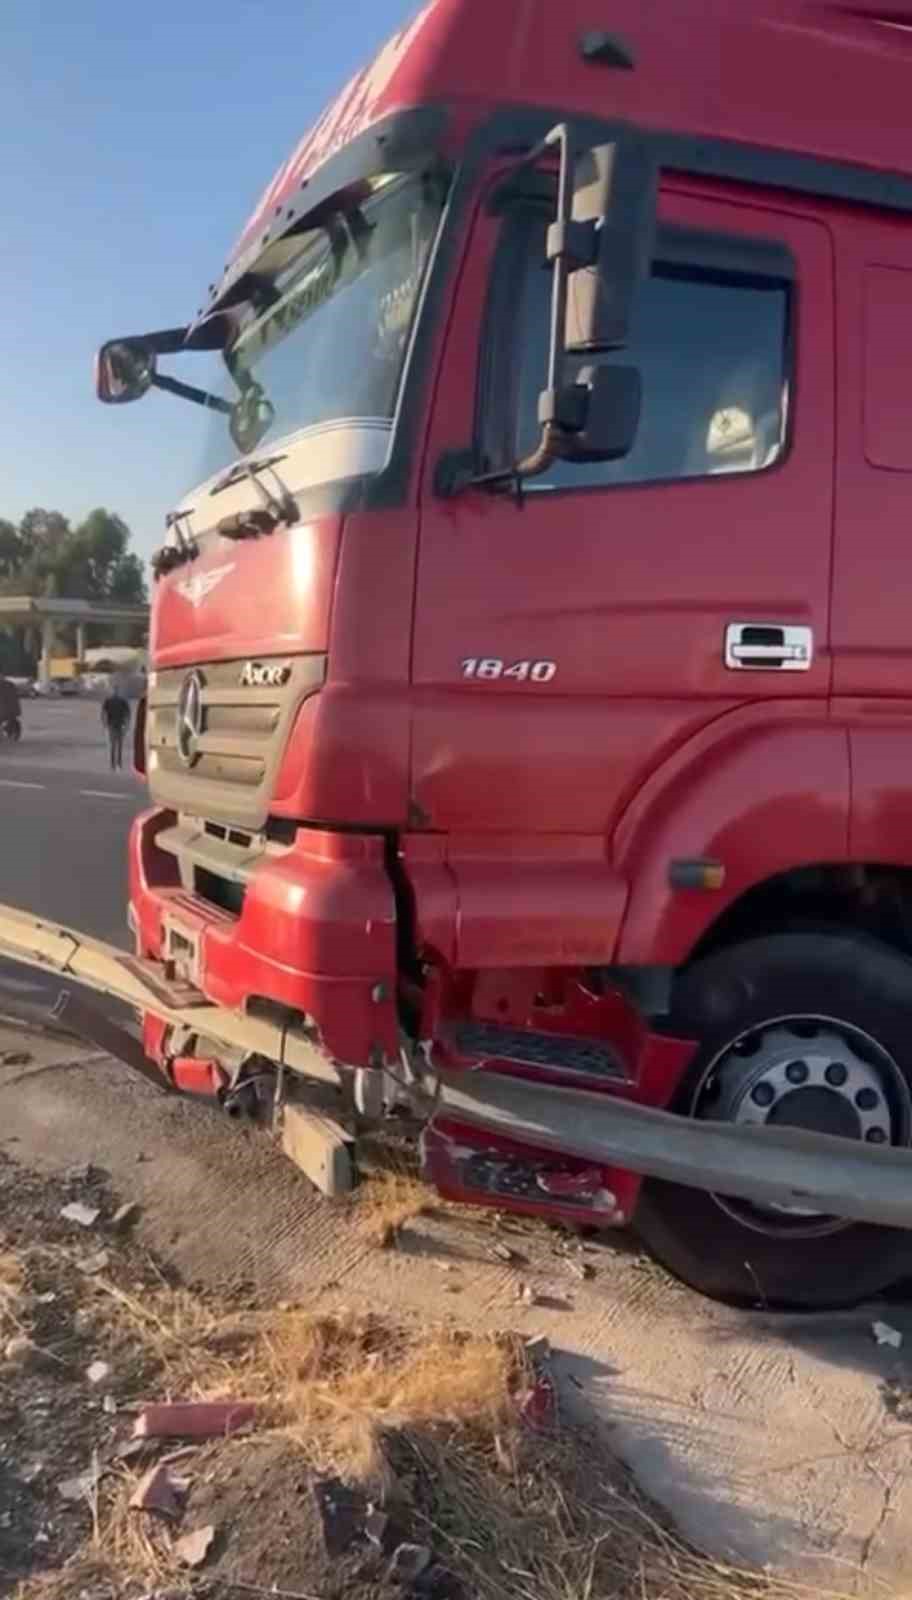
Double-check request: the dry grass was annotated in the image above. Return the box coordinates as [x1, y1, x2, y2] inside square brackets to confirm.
[394, 1423, 844, 1600]
[263, 1311, 520, 1489]
[0, 1244, 26, 1334]
[353, 1168, 435, 1249]
[83, 1272, 260, 1399]
[95, 1465, 183, 1593]
[10, 1258, 871, 1600]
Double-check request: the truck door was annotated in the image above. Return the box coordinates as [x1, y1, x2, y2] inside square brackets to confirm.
[413, 178, 835, 847]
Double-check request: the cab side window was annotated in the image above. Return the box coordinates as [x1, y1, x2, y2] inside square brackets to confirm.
[486, 210, 794, 492]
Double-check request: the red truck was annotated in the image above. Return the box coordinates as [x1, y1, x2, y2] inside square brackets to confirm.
[94, 0, 912, 1311]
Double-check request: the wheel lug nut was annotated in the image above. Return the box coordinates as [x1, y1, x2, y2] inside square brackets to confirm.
[866, 1128, 887, 1145]
[785, 1061, 808, 1085]
[856, 1088, 879, 1111]
[825, 1063, 848, 1087]
[751, 1082, 775, 1107]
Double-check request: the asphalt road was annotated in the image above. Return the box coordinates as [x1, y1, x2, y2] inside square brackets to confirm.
[0, 697, 144, 1017]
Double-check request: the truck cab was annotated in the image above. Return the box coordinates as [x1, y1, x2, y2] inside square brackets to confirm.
[98, 0, 912, 1309]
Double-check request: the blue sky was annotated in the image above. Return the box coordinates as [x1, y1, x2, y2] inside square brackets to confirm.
[2, 0, 413, 561]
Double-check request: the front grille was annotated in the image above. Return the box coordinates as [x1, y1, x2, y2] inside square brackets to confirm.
[147, 654, 325, 831]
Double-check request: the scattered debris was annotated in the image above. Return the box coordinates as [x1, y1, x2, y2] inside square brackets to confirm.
[115, 1435, 153, 1464]
[882, 1375, 912, 1421]
[524, 1334, 551, 1364]
[86, 1359, 112, 1387]
[60, 1201, 100, 1228]
[313, 1476, 366, 1557]
[111, 1200, 141, 1233]
[567, 1257, 596, 1281]
[364, 1506, 389, 1548]
[34, 1290, 57, 1305]
[174, 1523, 216, 1567]
[4, 1333, 36, 1368]
[102, 1393, 118, 1415]
[490, 1242, 527, 1266]
[519, 1372, 558, 1430]
[57, 1467, 98, 1503]
[65, 1162, 99, 1184]
[0, 1049, 32, 1066]
[389, 1542, 432, 1585]
[517, 1282, 541, 1307]
[129, 1462, 188, 1519]
[134, 1399, 259, 1440]
[873, 1320, 903, 1349]
[78, 1249, 111, 1276]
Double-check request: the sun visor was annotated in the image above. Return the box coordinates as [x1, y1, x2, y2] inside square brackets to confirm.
[186, 104, 447, 346]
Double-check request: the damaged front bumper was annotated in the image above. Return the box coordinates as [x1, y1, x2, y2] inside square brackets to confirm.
[130, 808, 401, 1069]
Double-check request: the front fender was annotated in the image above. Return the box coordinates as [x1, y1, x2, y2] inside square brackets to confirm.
[613, 707, 850, 967]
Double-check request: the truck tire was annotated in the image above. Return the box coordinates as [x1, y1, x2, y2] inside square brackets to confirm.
[635, 932, 912, 1309]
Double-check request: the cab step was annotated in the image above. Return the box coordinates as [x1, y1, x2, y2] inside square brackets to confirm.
[443, 1020, 628, 1083]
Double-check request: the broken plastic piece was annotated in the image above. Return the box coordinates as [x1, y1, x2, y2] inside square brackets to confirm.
[175, 1523, 216, 1566]
[133, 1400, 258, 1439]
[60, 1202, 100, 1228]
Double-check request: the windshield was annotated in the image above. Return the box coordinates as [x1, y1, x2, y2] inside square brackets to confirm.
[196, 170, 448, 482]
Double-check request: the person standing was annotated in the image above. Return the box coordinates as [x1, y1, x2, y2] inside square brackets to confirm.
[0, 676, 21, 741]
[101, 688, 131, 771]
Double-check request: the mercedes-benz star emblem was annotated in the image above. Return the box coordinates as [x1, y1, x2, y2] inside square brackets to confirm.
[176, 670, 204, 767]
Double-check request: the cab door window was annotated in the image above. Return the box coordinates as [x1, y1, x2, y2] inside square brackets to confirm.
[484, 211, 794, 491]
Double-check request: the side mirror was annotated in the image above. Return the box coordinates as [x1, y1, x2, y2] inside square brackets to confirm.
[435, 123, 654, 497]
[562, 135, 656, 353]
[546, 365, 641, 464]
[95, 340, 156, 405]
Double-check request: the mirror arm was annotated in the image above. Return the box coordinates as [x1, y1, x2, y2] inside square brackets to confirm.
[514, 423, 561, 480]
[512, 125, 591, 486]
[150, 373, 233, 415]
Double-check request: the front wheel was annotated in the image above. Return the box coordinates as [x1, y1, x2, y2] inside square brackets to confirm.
[635, 932, 912, 1309]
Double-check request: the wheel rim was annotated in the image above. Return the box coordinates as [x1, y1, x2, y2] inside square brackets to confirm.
[692, 1014, 910, 1238]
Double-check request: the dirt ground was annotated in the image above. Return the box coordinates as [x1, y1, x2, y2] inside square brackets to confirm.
[0, 1142, 777, 1600]
[4, 1017, 912, 1594]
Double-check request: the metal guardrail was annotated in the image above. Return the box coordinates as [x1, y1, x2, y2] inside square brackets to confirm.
[1, 897, 912, 1229]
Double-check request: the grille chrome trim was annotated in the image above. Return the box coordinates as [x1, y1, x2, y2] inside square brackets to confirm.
[147, 653, 325, 830]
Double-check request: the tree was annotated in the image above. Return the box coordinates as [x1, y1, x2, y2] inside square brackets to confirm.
[0, 520, 23, 580]
[74, 509, 147, 605]
[17, 508, 71, 590]
[107, 552, 147, 606]
[0, 506, 148, 659]
[1, 506, 147, 607]
[19, 508, 71, 553]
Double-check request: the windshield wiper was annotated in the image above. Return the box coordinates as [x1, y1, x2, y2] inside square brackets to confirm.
[210, 452, 287, 496]
[151, 509, 199, 580]
[213, 455, 299, 540]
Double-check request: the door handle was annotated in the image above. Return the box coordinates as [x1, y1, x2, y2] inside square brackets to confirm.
[725, 623, 813, 672]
